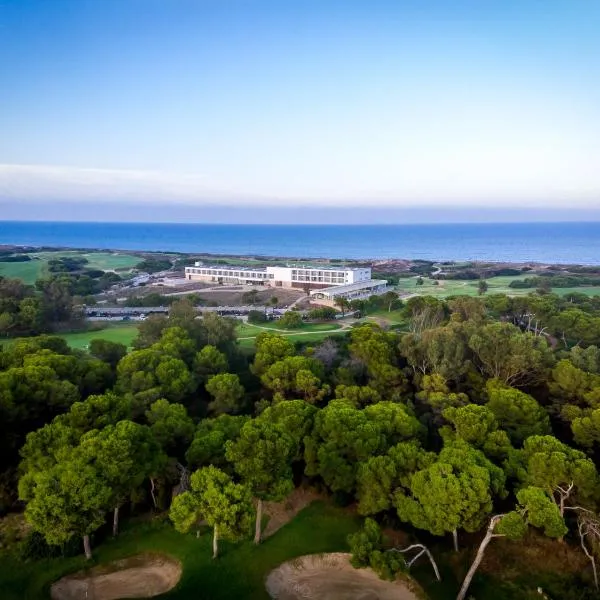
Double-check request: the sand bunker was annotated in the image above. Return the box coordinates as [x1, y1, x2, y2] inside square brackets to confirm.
[51, 553, 182, 600]
[265, 553, 419, 600]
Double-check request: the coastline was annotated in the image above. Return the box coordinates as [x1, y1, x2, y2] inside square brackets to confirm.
[2, 221, 600, 264]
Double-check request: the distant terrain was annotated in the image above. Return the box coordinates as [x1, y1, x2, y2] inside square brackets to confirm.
[2, 245, 600, 297]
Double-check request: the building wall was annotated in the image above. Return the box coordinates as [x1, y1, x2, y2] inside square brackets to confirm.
[185, 264, 373, 288]
[185, 266, 272, 285]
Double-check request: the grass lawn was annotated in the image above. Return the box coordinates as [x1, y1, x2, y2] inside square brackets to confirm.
[395, 276, 600, 299]
[34, 250, 140, 272]
[235, 321, 346, 352]
[395, 275, 531, 298]
[236, 321, 341, 338]
[0, 502, 361, 600]
[365, 309, 408, 325]
[0, 251, 140, 285]
[0, 259, 45, 285]
[57, 323, 140, 350]
[237, 330, 347, 352]
[0, 501, 588, 600]
[553, 286, 600, 297]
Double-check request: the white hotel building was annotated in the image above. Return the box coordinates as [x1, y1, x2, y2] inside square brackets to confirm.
[184, 263, 388, 301]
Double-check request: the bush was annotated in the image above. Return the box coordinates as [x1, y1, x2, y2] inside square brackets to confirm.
[18, 531, 80, 561]
[308, 307, 337, 320]
[347, 518, 405, 581]
[248, 310, 268, 324]
[278, 311, 303, 329]
[0, 255, 31, 262]
[136, 258, 172, 273]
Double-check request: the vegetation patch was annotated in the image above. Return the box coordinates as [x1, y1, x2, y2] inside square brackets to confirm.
[0, 503, 360, 600]
[0, 258, 44, 284]
[54, 323, 140, 350]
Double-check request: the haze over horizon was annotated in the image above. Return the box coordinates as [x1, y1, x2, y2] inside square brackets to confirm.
[1, 0, 599, 223]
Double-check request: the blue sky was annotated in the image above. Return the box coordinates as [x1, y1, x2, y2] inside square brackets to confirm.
[0, 0, 599, 222]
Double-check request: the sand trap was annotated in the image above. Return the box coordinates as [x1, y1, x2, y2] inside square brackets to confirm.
[262, 488, 321, 539]
[265, 553, 419, 600]
[51, 553, 182, 600]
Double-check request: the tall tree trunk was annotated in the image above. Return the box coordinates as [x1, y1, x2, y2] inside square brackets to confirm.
[453, 529, 459, 552]
[254, 498, 263, 544]
[389, 543, 441, 582]
[578, 519, 599, 591]
[456, 515, 504, 600]
[212, 524, 219, 559]
[83, 534, 92, 560]
[150, 478, 157, 509]
[113, 505, 120, 537]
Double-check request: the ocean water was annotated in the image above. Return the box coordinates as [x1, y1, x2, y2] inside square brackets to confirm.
[1, 221, 599, 264]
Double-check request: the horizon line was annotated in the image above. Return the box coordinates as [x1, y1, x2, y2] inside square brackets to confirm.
[2, 219, 600, 227]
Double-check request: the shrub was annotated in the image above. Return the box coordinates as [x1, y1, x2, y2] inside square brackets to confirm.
[248, 310, 268, 324]
[308, 307, 337, 320]
[278, 311, 303, 329]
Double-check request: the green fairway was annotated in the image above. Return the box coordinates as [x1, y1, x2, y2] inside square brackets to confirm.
[0, 500, 575, 600]
[236, 321, 341, 337]
[57, 324, 140, 350]
[394, 275, 600, 299]
[552, 286, 600, 297]
[365, 309, 408, 325]
[0, 502, 360, 600]
[235, 321, 345, 351]
[34, 250, 140, 272]
[0, 251, 140, 284]
[237, 330, 347, 351]
[395, 275, 529, 298]
[0, 259, 45, 285]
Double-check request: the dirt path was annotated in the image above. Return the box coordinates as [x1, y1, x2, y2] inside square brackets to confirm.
[265, 553, 420, 600]
[263, 488, 321, 539]
[238, 322, 352, 340]
[51, 553, 181, 600]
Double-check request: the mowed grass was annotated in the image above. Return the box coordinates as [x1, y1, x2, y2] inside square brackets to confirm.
[0, 251, 140, 285]
[365, 309, 408, 325]
[235, 321, 346, 351]
[0, 501, 586, 600]
[395, 275, 600, 299]
[236, 321, 341, 337]
[395, 275, 531, 298]
[0, 502, 361, 600]
[237, 330, 347, 351]
[0, 259, 45, 285]
[33, 251, 140, 272]
[57, 324, 140, 350]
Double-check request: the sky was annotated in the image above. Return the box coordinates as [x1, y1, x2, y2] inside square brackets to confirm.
[0, 0, 599, 223]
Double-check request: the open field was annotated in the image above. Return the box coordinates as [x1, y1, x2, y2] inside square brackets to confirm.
[55, 324, 140, 350]
[236, 321, 346, 350]
[366, 309, 408, 325]
[0, 251, 140, 285]
[395, 276, 600, 298]
[237, 330, 348, 351]
[236, 321, 341, 337]
[32, 251, 140, 272]
[0, 260, 45, 284]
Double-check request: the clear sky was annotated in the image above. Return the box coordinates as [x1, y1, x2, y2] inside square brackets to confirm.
[1, 0, 599, 222]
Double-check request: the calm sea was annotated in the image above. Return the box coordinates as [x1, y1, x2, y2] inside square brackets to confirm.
[1, 221, 599, 264]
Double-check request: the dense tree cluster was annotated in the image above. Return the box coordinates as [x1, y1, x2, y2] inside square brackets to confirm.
[3, 291, 600, 597]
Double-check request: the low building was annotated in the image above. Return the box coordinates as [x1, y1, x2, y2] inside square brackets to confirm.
[309, 279, 388, 303]
[184, 263, 372, 289]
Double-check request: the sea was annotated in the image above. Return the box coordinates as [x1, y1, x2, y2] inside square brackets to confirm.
[1, 221, 600, 265]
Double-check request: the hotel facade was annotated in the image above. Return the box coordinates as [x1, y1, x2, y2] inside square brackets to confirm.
[184, 263, 388, 301]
